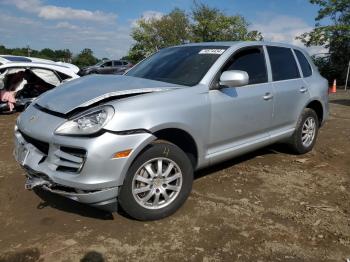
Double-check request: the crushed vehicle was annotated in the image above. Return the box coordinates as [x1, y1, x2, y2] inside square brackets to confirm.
[0, 55, 80, 74]
[0, 55, 54, 66]
[14, 41, 329, 221]
[0, 62, 79, 112]
[78, 60, 133, 76]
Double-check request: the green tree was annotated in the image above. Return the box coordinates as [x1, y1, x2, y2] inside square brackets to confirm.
[40, 48, 56, 60]
[54, 49, 73, 62]
[127, 3, 263, 63]
[191, 2, 263, 42]
[0, 45, 9, 54]
[128, 8, 190, 63]
[297, 0, 350, 84]
[72, 48, 98, 68]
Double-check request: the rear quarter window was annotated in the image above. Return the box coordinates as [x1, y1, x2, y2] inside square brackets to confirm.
[56, 71, 72, 81]
[294, 49, 312, 77]
[267, 46, 300, 81]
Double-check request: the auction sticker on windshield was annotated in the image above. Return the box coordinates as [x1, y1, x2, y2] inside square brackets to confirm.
[199, 49, 226, 55]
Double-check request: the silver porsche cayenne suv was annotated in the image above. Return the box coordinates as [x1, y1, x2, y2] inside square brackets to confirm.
[14, 41, 329, 220]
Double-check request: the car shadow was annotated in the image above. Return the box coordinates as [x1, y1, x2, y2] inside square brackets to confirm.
[33, 143, 291, 220]
[34, 188, 114, 220]
[330, 99, 350, 106]
[80, 251, 105, 262]
[195, 143, 291, 180]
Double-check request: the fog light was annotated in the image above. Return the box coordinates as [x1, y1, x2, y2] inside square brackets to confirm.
[113, 149, 132, 159]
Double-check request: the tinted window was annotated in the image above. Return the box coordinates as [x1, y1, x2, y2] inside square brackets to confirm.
[126, 46, 228, 86]
[294, 49, 312, 77]
[104, 61, 112, 67]
[114, 61, 122, 66]
[223, 47, 267, 85]
[56, 71, 71, 81]
[267, 46, 300, 81]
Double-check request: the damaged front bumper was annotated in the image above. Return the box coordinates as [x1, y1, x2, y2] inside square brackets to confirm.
[14, 133, 120, 211]
[14, 106, 156, 212]
[24, 173, 119, 211]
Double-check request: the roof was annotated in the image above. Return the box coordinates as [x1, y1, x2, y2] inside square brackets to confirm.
[0, 55, 32, 62]
[0, 61, 79, 78]
[176, 41, 308, 52]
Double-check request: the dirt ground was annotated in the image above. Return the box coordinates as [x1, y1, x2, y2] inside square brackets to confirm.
[0, 91, 349, 262]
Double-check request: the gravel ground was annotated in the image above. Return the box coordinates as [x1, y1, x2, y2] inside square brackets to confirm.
[0, 91, 349, 262]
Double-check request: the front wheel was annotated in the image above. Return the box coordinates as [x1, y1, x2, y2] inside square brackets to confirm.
[289, 108, 319, 154]
[118, 141, 193, 221]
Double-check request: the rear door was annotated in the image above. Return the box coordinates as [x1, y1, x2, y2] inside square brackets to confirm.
[208, 46, 273, 155]
[113, 61, 123, 73]
[266, 46, 310, 134]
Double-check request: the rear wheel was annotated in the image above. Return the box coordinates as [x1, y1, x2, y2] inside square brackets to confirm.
[118, 141, 193, 221]
[289, 108, 319, 154]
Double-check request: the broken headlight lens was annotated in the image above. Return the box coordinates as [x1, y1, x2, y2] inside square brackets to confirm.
[55, 106, 114, 135]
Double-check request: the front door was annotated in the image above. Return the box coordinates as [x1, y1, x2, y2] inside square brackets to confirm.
[208, 46, 273, 156]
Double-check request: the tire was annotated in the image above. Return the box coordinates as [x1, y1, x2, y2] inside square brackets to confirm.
[118, 141, 193, 221]
[289, 108, 319, 154]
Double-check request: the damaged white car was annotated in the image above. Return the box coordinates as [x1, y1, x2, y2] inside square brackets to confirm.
[0, 55, 80, 73]
[0, 62, 79, 112]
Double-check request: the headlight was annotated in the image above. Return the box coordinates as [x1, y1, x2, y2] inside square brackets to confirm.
[55, 106, 114, 135]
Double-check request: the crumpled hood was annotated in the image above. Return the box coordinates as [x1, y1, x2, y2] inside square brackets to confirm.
[36, 75, 181, 114]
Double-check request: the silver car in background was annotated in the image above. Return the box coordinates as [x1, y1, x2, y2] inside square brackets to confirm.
[14, 41, 329, 220]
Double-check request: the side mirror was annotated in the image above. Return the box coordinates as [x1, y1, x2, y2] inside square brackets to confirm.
[219, 70, 249, 87]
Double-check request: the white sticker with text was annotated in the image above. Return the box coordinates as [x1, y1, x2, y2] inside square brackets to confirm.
[199, 49, 226, 55]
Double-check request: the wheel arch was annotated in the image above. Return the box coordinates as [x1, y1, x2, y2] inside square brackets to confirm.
[118, 127, 200, 187]
[152, 128, 199, 169]
[305, 99, 324, 126]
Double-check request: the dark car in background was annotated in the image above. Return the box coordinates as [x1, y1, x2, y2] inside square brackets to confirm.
[79, 60, 133, 76]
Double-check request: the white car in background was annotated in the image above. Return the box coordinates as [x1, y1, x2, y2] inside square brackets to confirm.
[0, 61, 79, 112]
[0, 55, 80, 74]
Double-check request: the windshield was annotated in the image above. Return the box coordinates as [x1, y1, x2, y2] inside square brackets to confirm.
[126, 45, 228, 86]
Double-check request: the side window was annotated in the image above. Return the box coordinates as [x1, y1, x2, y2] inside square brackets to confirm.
[294, 49, 312, 77]
[103, 61, 113, 67]
[267, 46, 300, 81]
[114, 61, 122, 66]
[222, 47, 268, 85]
[30, 68, 60, 86]
[56, 71, 72, 81]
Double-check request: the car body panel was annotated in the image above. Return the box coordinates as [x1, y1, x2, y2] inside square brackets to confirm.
[207, 83, 273, 159]
[36, 75, 182, 114]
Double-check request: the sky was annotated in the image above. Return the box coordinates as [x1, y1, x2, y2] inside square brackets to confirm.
[0, 0, 326, 59]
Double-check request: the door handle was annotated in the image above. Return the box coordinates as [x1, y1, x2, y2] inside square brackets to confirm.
[263, 93, 273, 100]
[300, 87, 308, 93]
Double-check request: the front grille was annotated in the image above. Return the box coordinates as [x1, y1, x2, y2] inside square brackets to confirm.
[60, 147, 86, 158]
[20, 131, 49, 155]
[55, 146, 87, 173]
